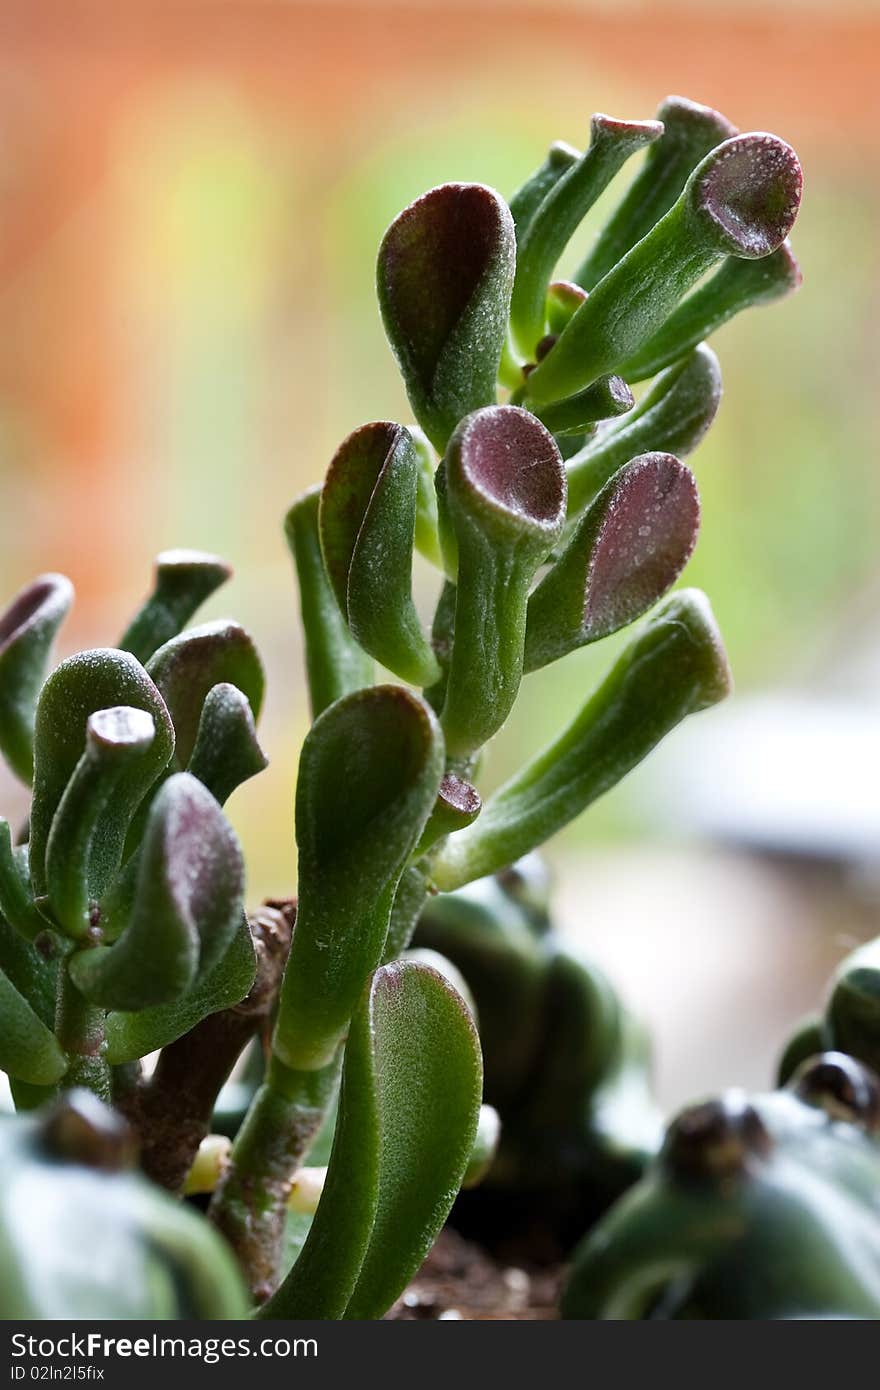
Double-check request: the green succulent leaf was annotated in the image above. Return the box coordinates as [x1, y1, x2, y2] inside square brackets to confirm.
[187, 682, 268, 805]
[525, 133, 802, 404]
[119, 550, 232, 664]
[574, 95, 737, 291]
[319, 421, 440, 686]
[439, 406, 567, 759]
[103, 912, 256, 1064]
[147, 620, 264, 769]
[415, 871, 550, 1106]
[273, 685, 444, 1071]
[508, 140, 579, 243]
[433, 590, 731, 889]
[69, 772, 245, 1010]
[45, 706, 158, 939]
[0, 964, 67, 1085]
[533, 373, 634, 438]
[565, 344, 722, 523]
[545, 279, 588, 336]
[285, 487, 374, 720]
[377, 182, 515, 452]
[29, 649, 175, 900]
[0, 909, 58, 1029]
[261, 961, 482, 1320]
[510, 114, 662, 358]
[619, 240, 802, 382]
[410, 427, 443, 568]
[414, 772, 482, 857]
[0, 573, 73, 784]
[0, 823, 46, 943]
[525, 453, 700, 671]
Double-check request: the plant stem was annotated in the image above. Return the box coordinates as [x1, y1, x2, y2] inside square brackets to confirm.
[209, 1051, 342, 1304]
[55, 957, 110, 1099]
[122, 902, 293, 1194]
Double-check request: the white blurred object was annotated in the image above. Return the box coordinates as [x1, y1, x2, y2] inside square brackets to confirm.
[648, 694, 880, 866]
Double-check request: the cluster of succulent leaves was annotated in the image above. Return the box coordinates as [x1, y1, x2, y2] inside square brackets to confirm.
[0, 93, 821, 1320]
[415, 855, 660, 1255]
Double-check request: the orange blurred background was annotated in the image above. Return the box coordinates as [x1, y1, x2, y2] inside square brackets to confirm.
[1, 1, 878, 1105]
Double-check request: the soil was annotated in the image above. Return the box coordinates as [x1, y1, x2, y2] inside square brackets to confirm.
[388, 1228, 564, 1321]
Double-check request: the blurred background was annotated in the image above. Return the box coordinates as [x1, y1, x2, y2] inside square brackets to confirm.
[0, 0, 878, 1110]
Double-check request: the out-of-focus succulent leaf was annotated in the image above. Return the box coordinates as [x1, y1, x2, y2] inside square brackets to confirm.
[377, 182, 515, 452]
[439, 406, 566, 759]
[416, 871, 549, 1106]
[0, 574, 73, 784]
[285, 487, 373, 720]
[510, 114, 662, 357]
[147, 621, 264, 768]
[69, 773, 244, 1010]
[261, 961, 482, 1320]
[45, 707, 157, 939]
[0, 1093, 249, 1318]
[828, 937, 880, 1078]
[565, 345, 722, 523]
[526, 453, 700, 670]
[103, 913, 256, 1064]
[119, 550, 232, 664]
[187, 682, 268, 805]
[575, 95, 737, 290]
[273, 686, 443, 1072]
[29, 649, 175, 900]
[562, 1063, 880, 1319]
[526, 133, 803, 404]
[463, 1105, 502, 1189]
[433, 590, 731, 888]
[619, 241, 802, 381]
[319, 422, 440, 686]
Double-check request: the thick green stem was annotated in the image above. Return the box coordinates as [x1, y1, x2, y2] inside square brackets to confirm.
[209, 1052, 341, 1304]
[55, 960, 110, 1099]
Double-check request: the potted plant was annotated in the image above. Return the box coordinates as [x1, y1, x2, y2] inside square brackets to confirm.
[7, 92, 868, 1323]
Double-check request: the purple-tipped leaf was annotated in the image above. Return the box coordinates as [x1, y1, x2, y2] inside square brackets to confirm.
[29, 649, 175, 900]
[45, 706, 158, 938]
[119, 550, 232, 665]
[319, 422, 440, 685]
[377, 183, 515, 452]
[69, 772, 245, 1010]
[509, 114, 663, 357]
[441, 406, 567, 758]
[526, 453, 700, 670]
[691, 133, 803, 259]
[575, 95, 738, 290]
[0, 574, 73, 784]
[147, 620, 264, 767]
[526, 132, 802, 404]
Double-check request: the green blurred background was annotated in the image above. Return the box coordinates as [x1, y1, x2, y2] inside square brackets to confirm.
[1, 0, 878, 1104]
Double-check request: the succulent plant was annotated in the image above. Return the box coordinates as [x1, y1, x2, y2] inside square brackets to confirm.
[415, 856, 661, 1257]
[562, 1054, 880, 1319]
[0, 92, 804, 1320]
